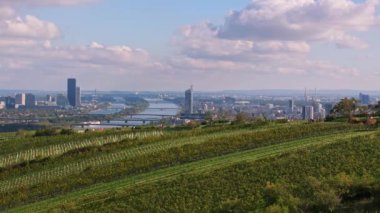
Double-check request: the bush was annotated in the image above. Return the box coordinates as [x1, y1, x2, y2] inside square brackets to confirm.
[34, 129, 59, 137]
[60, 129, 75, 135]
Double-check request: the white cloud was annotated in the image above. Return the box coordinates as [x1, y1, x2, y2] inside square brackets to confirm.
[176, 23, 310, 61]
[218, 0, 379, 49]
[169, 0, 377, 86]
[0, 15, 60, 40]
[0, 5, 165, 90]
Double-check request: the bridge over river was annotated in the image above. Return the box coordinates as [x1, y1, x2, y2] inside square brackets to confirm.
[76, 99, 180, 129]
[74, 116, 171, 128]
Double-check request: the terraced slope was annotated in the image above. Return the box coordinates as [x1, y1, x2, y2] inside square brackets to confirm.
[8, 131, 374, 212]
[0, 123, 358, 195]
[0, 128, 266, 192]
[0, 131, 163, 169]
[0, 122, 376, 212]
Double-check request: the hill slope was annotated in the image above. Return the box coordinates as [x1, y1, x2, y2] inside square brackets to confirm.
[0, 122, 378, 212]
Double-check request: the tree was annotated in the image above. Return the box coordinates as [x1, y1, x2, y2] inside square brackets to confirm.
[205, 111, 214, 125]
[235, 112, 250, 124]
[331, 98, 358, 120]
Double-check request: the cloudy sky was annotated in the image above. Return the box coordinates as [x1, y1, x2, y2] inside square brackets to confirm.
[1, 0, 380, 91]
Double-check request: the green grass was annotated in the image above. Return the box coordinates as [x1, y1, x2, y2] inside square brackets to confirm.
[9, 131, 372, 213]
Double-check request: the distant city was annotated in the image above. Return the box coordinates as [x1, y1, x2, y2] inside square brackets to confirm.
[0, 78, 377, 132]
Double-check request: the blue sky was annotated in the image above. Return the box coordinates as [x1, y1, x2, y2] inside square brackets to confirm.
[29, 1, 250, 55]
[0, 0, 380, 91]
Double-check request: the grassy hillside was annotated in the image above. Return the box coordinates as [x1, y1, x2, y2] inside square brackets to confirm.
[0, 122, 378, 212]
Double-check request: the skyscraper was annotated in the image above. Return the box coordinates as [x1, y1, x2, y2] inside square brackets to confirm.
[67, 78, 76, 107]
[185, 86, 193, 114]
[76, 87, 81, 107]
[25, 93, 36, 108]
[15, 93, 26, 106]
[289, 99, 295, 113]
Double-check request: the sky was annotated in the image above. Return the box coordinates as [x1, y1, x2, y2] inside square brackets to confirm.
[1, 0, 380, 91]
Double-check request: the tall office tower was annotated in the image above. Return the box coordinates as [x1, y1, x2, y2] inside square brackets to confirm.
[76, 87, 81, 107]
[67, 78, 76, 107]
[25, 93, 36, 108]
[289, 99, 295, 113]
[184, 86, 193, 114]
[15, 93, 26, 105]
[359, 93, 370, 105]
[302, 106, 314, 121]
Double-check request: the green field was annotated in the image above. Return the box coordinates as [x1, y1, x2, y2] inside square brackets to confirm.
[0, 122, 379, 212]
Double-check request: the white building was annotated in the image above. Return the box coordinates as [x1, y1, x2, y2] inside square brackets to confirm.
[0, 101, 5, 110]
[302, 106, 314, 120]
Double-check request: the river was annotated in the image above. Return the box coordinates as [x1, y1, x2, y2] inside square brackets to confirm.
[78, 99, 180, 129]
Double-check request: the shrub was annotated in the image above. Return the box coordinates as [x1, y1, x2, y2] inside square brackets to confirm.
[60, 129, 75, 135]
[34, 129, 59, 137]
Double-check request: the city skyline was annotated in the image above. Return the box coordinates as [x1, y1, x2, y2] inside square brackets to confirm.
[0, 0, 380, 91]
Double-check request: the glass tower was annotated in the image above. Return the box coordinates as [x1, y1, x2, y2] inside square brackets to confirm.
[67, 78, 76, 107]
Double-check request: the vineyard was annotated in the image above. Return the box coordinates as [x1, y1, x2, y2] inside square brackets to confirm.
[0, 122, 379, 212]
[0, 131, 164, 169]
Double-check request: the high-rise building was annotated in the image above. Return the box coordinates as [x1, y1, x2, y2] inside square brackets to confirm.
[313, 102, 322, 114]
[25, 93, 36, 108]
[76, 87, 81, 107]
[67, 78, 76, 107]
[184, 86, 193, 114]
[359, 93, 370, 105]
[302, 106, 314, 120]
[0, 97, 15, 109]
[15, 93, 26, 106]
[320, 108, 326, 120]
[56, 94, 68, 107]
[46, 95, 53, 102]
[289, 99, 295, 113]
